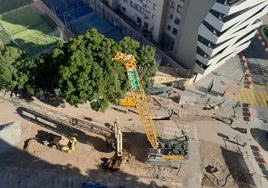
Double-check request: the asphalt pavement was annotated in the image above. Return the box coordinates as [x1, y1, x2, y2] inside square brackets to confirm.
[180, 29, 268, 186]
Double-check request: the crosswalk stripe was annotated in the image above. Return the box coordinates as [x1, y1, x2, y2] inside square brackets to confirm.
[234, 88, 268, 107]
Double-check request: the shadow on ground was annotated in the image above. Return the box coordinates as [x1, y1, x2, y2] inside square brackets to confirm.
[195, 86, 224, 97]
[35, 92, 65, 107]
[16, 107, 112, 153]
[250, 128, 268, 151]
[221, 147, 255, 187]
[0, 138, 161, 188]
[243, 37, 268, 60]
[16, 106, 150, 163]
[123, 131, 151, 162]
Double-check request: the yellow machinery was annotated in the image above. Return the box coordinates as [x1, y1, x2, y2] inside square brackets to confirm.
[61, 137, 77, 153]
[113, 52, 188, 161]
[38, 130, 77, 153]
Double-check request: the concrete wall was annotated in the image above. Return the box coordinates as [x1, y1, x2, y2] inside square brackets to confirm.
[171, 0, 216, 69]
[151, 0, 169, 42]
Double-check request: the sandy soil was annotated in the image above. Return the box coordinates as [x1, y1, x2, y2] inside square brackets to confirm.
[0, 91, 257, 188]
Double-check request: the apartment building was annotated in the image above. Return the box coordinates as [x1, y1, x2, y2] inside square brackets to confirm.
[92, 0, 268, 81]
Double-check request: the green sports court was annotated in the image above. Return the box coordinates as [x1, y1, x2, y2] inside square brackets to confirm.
[0, 4, 61, 56]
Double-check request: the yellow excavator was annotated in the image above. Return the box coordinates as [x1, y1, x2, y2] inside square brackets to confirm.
[36, 130, 77, 153]
[113, 52, 189, 162]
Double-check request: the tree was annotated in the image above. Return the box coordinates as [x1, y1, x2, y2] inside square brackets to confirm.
[0, 45, 28, 94]
[56, 29, 127, 111]
[54, 29, 157, 111]
[118, 37, 157, 89]
[0, 29, 157, 112]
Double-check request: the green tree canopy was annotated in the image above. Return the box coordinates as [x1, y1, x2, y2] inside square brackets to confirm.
[0, 45, 28, 93]
[0, 29, 157, 112]
[56, 29, 128, 111]
[55, 29, 157, 111]
[119, 37, 157, 88]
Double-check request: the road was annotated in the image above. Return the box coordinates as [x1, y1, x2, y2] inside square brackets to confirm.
[180, 21, 268, 186]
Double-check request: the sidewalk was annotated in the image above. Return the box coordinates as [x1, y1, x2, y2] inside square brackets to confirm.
[181, 53, 268, 187]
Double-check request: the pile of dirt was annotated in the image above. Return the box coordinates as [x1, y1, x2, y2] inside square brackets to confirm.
[23, 138, 49, 153]
[102, 150, 132, 172]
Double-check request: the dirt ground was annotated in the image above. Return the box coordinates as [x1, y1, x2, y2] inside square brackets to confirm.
[0, 92, 257, 188]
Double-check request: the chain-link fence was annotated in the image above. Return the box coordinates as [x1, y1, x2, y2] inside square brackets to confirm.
[0, 0, 33, 15]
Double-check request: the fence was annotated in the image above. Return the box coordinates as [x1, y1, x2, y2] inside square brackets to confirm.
[0, 0, 33, 14]
[39, 0, 123, 41]
[41, 0, 84, 15]
[34, 0, 74, 40]
[0, 21, 18, 46]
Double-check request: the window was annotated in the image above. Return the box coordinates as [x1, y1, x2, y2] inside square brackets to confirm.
[177, 5, 183, 14]
[122, 7, 126, 11]
[170, 14, 173, 19]
[124, 0, 128, 3]
[174, 17, 180, 25]
[167, 25, 171, 31]
[136, 17, 142, 25]
[172, 28, 177, 35]
[171, 1, 175, 9]
[144, 22, 149, 29]
[153, 3, 156, 10]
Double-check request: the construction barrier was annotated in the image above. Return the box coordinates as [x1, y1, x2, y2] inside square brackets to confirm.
[247, 81, 253, 88]
[246, 103, 252, 121]
[239, 52, 254, 89]
[255, 146, 261, 151]
[260, 157, 266, 164]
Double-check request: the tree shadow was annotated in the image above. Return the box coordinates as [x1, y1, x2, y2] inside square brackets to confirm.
[250, 128, 268, 151]
[15, 38, 57, 57]
[221, 147, 256, 187]
[16, 106, 113, 153]
[0, 138, 163, 188]
[35, 92, 65, 107]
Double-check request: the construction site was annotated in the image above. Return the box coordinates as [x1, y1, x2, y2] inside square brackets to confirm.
[1, 0, 268, 187]
[0, 52, 261, 188]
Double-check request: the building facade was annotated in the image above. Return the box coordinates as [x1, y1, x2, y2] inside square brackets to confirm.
[92, 0, 268, 81]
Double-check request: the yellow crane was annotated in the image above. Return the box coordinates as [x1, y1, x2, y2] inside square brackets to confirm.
[113, 52, 188, 161]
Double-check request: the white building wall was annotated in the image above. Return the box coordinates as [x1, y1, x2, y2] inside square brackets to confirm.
[171, 0, 216, 69]
[194, 0, 268, 82]
[116, 0, 167, 42]
[87, 0, 268, 83]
